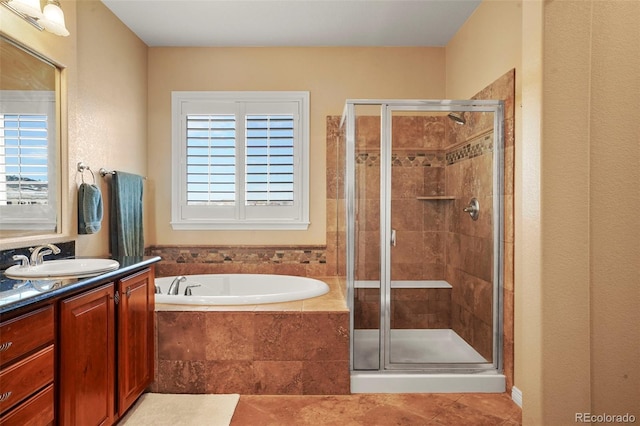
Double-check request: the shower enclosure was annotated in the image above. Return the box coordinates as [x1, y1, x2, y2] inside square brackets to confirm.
[339, 100, 505, 392]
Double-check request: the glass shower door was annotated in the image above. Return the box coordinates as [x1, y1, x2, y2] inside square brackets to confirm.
[383, 104, 501, 370]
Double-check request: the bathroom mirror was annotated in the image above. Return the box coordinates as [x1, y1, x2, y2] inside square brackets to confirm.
[0, 35, 61, 238]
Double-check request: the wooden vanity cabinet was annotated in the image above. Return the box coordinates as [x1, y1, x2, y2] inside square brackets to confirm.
[59, 283, 116, 426]
[116, 268, 155, 417]
[0, 305, 55, 426]
[58, 267, 155, 426]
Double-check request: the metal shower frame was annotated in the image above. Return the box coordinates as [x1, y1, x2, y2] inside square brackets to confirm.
[340, 99, 505, 374]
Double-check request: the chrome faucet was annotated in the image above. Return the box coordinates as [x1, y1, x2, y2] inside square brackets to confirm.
[12, 254, 30, 268]
[29, 244, 61, 266]
[167, 276, 187, 295]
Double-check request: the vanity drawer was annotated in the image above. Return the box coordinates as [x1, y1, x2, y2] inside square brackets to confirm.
[0, 305, 54, 367]
[0, 384, 54, 426]
[0, 345, 54, 414]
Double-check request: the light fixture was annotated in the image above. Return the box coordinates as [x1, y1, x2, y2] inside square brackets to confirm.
[7, 0, 42, 19]
[1, 0, 69, 37]
[39, 0, 69, 36]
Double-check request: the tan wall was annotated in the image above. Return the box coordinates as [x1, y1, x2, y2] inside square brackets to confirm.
[147, 47, 445, 246]
[73, 0, 148, 256]
[539, 2, 592, 421]
[445, 0, 522, 101]
[519, 1, 543, 424]
[540, 0, 640, 423]
[588, 1, 640, 415]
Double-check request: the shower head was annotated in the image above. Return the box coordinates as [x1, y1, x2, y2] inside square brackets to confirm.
[447, 111, 466, 125]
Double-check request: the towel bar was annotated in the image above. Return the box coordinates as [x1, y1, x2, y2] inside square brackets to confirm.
[77, 162, 96, 183]
[99, 168, 147, 179]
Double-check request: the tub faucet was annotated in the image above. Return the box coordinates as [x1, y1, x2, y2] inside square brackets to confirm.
[29, 244, 61, 266]
[168, 276, 187, 295]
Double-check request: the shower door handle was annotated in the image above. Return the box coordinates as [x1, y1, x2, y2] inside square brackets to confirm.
[391, 229, 397, 247]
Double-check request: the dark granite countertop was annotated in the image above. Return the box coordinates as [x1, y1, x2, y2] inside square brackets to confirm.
[0, 256, 161, 317]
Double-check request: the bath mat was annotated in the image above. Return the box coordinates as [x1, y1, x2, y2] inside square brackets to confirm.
[119, 393, 240, 426]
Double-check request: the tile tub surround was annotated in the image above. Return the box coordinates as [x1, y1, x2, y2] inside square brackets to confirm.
[152, 277, 350, 395]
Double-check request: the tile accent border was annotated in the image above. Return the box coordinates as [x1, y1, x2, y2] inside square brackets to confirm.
[147, 245, 326, 265]
[446, 132, 494, 165]
[146, 245, 328, 277]
[356, 151, 446, 168]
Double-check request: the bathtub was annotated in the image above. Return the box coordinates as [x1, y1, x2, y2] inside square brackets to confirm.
[154, 274, 330, 305]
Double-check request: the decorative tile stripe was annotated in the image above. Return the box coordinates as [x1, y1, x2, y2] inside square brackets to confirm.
[446, 132, 494, 165]
[356, 152, 445, 168]
[146, 245, 327, 265]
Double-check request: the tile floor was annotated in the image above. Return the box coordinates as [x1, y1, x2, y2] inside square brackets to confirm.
[230, 392, 522, 425]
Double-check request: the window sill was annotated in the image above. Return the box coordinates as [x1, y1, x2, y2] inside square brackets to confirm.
[170, 220, 310, 231]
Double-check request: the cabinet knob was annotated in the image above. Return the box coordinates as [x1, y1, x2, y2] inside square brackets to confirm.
[126, 286, 132, 298]
[0, 341, 12, 352]
[0, 391, 12, 402]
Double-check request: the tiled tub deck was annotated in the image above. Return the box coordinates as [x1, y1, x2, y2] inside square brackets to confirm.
[151, 277, 350, 395]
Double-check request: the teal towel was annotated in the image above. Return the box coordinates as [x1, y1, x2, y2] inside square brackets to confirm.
[109, 171, 144, 257]
[78, 183, 103, 234]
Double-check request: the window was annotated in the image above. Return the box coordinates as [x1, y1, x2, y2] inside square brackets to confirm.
[0, 90, 57, 231]
[171, 91, 309, 230]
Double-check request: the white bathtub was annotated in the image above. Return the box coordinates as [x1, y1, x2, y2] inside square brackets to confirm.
[154, 274, 330, 305]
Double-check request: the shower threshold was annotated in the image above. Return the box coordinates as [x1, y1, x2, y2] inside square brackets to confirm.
[351, 328, 506, 393]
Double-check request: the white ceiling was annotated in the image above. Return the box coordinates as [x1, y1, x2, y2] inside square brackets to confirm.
[100, 0, 482, 47]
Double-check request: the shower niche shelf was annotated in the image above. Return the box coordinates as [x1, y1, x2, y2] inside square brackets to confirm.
[416, 196, 456, 201]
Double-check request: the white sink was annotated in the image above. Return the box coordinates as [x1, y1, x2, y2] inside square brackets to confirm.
[4, 258, 120, 279]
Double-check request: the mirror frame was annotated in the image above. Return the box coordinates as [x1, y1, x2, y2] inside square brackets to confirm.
[0, 33, 63, 241]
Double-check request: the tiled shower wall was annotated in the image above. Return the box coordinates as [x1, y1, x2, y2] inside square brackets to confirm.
[445, 131, 495, 360]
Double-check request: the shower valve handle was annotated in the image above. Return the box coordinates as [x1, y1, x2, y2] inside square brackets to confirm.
[463, 198, 480, 221]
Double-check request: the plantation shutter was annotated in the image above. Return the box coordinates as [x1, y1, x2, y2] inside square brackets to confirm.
[245, 114, 295, 206]
[0, 90, 57, 231]
[186, 114, 236, 205]
[171, 92, 309, 230]
[0, 113, 50, 205]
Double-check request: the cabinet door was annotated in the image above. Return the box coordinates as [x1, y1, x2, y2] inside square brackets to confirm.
[117, 268, 154, 416]
[59, 283, 115, 426]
